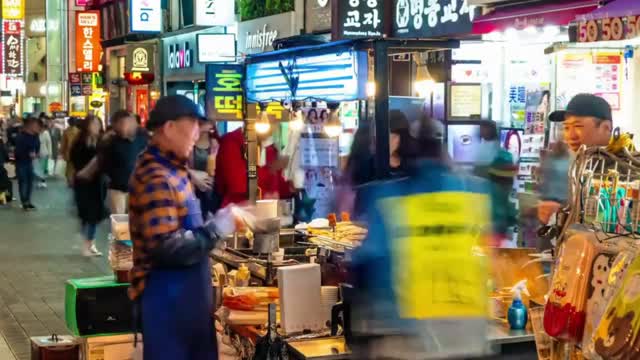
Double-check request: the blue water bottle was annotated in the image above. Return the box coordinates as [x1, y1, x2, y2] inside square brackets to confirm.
[507, 280, 529, 330]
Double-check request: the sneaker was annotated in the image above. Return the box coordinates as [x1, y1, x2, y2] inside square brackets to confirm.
[22, 204, 36, 211]
[90, 244, 103, 256]
[40, 182, 47, 189]
[82, 243, 102, 257]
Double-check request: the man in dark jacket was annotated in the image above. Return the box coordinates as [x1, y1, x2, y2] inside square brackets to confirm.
[14, 118, 41, 210]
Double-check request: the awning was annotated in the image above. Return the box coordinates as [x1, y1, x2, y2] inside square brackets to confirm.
[577, 0, 640, 21]
[472, 0, 601, 34]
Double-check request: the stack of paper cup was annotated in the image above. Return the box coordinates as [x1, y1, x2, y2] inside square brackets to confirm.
[256, 200, 278, 219]
[320, 286, 340, 328]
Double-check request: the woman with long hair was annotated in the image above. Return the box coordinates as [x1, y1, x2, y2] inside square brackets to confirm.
[70, 116, 107, 256]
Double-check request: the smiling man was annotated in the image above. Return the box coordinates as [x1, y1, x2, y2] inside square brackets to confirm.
[538, 93, 613, 225]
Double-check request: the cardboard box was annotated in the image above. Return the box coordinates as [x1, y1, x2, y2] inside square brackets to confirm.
[84, 334, 142, 360]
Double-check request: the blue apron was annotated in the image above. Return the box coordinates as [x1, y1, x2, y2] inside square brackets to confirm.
[141, 194, 217, 359]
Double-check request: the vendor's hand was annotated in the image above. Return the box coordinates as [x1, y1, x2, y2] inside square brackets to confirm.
[538, 201, 562, 224]
[206, 207, 237, 238]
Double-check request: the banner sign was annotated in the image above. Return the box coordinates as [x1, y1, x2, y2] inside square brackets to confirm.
[2, 0, 24, 20]
[393, 0, 475, 38]
[3, 20, 24, 77]
[578, 16, 640, 42]
[205, 64, 244, 121]
[130, 0, 162, 33]
[76, 11, 102, 72]
[126, 43, 154, 73]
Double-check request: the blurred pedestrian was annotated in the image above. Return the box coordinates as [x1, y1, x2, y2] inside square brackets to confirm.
[70, 115, 106, 257]
[35, 118, 52, 188]
[14, 117, 41, 211]
[0, 136, 12, 204]
[80, 110, 148, 214]
[189, 118, 220, 216]
[60, 117, 80, 186]
[349, 116, 491, 359]
[388, 110, 415, 177]
[49, 118, 62, 175]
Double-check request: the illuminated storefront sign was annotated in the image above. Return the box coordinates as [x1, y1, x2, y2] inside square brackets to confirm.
[245, 50, 368, 102]
[167, 42, 193, 69]
[2, 0, 24, 20]
[3, 20, 24, 77]
[75, 11, 102, 73]
[393, 0, 475, 38]
[205, 64, 244, 121]
[126, 44, 155, 73]
[130, 0, 162, 33]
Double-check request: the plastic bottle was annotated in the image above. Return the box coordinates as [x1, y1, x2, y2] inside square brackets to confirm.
[237, 264, 250, 287]
[508, 280, 529, 330]
[584, 186, 599, 224]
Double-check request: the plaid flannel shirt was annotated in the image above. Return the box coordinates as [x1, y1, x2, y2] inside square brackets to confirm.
[128, 145, 193, 300]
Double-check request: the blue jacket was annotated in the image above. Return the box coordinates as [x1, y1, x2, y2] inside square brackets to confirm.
[349, 161, 490, 335]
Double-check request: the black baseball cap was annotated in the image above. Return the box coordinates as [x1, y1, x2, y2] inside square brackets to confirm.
[549, 93, 612, 123]
[146, 95, 207, 130]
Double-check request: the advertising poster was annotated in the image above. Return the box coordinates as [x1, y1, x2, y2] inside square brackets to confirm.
[556, 50, 622, 111]
[299, 108, 339, 219]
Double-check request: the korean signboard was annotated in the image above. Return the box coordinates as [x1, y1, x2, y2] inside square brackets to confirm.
[337, 0, 386, 39]
[126, 44, 154, 73]
[3, 21, 23, 77]
[130, 0, 162, 33]
[2, 0, 24, 20]
[197, 33, 236, 63]
[393, 0, 475, 38]
[205, 64, 244, 121]
[194, 0, 235, 27]
[76, 11, 102, 73]
[76, 0, 88, 6]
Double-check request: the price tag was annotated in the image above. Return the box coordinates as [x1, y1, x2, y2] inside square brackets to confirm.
[380, 191, 490, 319]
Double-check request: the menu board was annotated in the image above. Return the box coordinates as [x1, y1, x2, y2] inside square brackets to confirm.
[449, 84, 481, 119]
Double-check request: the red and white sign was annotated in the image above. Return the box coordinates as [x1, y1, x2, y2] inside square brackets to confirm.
[3, 20, 23, 77]
[75, 11, 101, 72]
[578, 15, 640, 42]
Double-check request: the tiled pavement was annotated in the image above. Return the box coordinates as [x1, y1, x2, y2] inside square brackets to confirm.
[0, 176, 110, 359]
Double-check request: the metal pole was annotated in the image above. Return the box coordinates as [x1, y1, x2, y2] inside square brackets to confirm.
[374, 40, 390, 179]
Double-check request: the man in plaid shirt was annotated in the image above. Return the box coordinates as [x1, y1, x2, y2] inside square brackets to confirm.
[129, 95, 236, 359]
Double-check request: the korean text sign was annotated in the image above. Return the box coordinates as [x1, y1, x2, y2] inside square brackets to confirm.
[76, 11, 102, 73]
[2, 0, 24, 20]
[338, 0, 386, 39]
[205, 64, 244, 121]
[393, 0, 475, 38]
[3, 21, 23, 77]
[130, 0, 162, 33]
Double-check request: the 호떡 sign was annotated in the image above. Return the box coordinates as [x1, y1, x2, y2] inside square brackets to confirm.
[205, 64, 244, 121]
[76, 11, 102, 73]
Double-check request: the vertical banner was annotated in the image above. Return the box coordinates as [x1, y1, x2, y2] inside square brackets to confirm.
[76, 11, 102, 73]
[205, 64, 244, 121]
[2, 0, 25, 20]
[3, 21, 24, 77]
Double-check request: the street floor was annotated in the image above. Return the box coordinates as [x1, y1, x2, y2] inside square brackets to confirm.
[0, 176, 110, 359]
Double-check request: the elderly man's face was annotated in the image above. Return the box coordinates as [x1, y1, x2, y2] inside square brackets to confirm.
[163, 116, 200, 158]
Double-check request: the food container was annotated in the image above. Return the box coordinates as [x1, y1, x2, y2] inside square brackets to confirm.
[252, 218, 281, 254]
[110, 215, 130, 241]
[286, 336, 351, 360]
